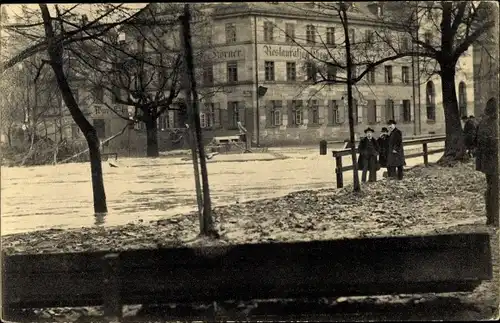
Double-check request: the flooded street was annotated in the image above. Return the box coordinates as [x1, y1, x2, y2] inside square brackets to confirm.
[1, 145, 442, 235]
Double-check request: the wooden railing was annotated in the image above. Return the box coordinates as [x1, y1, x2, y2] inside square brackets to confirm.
[2, 233, 492, 320]
[333, 136, 446, 188]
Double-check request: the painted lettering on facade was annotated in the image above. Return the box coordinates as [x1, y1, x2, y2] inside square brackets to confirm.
[262, 45, 330, 61]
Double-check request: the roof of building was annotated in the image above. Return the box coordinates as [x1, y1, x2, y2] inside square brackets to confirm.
[211, 2, 384, 23]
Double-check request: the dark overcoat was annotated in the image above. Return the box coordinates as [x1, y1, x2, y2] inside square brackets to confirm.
[357, 137, 380, 170]
[463, 119, 478, 149]
[475, 116, 497, 175]
[377, 135, 389, 167]
[387, 128, 406, 167]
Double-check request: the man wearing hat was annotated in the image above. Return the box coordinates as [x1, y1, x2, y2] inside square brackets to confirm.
[357, 127, 380, 183]
[377, 127, 390, 172]
[386, 120, 406, 180]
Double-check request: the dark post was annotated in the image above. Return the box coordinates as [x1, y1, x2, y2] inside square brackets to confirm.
[102, 253, 121, 320]
[335, 153, 344, 188]
[423, 142, 429, 166]
[319, 140, 327, 155]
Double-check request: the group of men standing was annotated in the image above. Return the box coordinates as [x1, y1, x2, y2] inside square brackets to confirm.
[357, 120, 406, 183]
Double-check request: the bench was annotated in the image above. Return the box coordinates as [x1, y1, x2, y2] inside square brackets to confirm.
[2, 233, 492, 319]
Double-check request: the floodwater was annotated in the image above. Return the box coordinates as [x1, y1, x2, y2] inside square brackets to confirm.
[1, 144, 443, 235]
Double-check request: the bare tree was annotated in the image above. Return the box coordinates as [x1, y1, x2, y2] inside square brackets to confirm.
[2, 4, 151, 214]
[378, 1, 497, 164]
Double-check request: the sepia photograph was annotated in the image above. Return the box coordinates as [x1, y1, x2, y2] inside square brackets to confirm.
[0, 1, 499, 321]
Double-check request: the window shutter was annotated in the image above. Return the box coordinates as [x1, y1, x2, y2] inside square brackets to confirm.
[357, 102, 363, 124]
[308, 103, 313, 125]
[342, 101, 348, 123]
[385, 99, 390, 122]
[287, 100, 294, 126]
[318, 100, 325, 125]
[397, 100, 404, 122]
[238, 102, 246, 126]
[375, 101, 381, 123]
[266, 101, 273, 127]
[221, 105, 229, 129]
[214, 103, 221, 128]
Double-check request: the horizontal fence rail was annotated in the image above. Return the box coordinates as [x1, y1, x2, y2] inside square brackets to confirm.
[333, 136, 446, 188]
[2, 233, 492, 319]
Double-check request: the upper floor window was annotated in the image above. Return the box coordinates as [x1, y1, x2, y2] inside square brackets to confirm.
[285, 23, 295, 43]
[203, 65, 214, 86]
[306, 24, 316, 44]
[306, 62, 317, 82]
[401, 66, 410, 84]
[384, 65, 393, 84]
[286, 62, 296, 81]
[364, 30, 374, 45]
[326, 27, 335, 45]
[227, 61, 238, 83]
[264, 21, 274, 42]
[265, 61, 275, 81]
[225, 23, 237, 44]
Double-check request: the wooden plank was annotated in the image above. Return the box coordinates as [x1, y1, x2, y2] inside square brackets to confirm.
[3, 233, 492, 310]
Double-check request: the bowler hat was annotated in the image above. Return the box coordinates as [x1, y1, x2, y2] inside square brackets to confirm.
[364, 127, 375, 133]
[381, 127, 388, 132]
[387, 119, 397, 125]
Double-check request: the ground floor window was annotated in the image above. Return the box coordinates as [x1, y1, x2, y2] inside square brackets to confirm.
[427, 105, 436, 121]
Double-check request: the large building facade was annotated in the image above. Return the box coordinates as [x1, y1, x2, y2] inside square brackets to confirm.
[27, 2, 477, 155]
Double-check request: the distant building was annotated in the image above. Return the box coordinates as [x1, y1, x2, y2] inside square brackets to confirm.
[31, 2, 479, 155]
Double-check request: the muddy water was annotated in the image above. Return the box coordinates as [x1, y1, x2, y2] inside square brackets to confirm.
[1, 145, 443, 235]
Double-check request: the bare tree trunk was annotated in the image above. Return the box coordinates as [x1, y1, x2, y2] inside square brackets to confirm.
[40, 4, 107, 214]
[145, 113, 159, 157]
[438, 64, 467, 165]
[181, 4, 218, 238]
[341, 4, 361, 192]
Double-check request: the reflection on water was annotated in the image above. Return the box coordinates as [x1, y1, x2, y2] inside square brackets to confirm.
[1, 145, 443, 235]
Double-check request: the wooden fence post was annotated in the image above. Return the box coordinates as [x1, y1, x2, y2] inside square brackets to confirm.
[423, 143, 429, 166]
[335, 154, 344, 188]
[102, 253, 122, 320]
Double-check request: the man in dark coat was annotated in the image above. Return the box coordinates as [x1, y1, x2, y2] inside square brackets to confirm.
[386, 120, 406, 180]
[463, 115, 478, 157]
[377, 127, 389, 170]
[357, 127, 379, 183]
[474, 99, 498, 226]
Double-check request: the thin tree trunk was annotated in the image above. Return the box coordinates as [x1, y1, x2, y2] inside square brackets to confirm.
[40, 4, 107, 214]
[341, 5, 361, 192]
[438, 65, 467, 165]
[181, 4, 217, 238]
[145, 115, 159, 157]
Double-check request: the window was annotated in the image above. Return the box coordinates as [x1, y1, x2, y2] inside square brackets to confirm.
[93, 119, 106, 138]
[264, 21, 274, 42]
[309, 100, 320, 125]
[291, 100, 303, 126]
[459, 82, 467, 117]
[384, 65, 393, 84]
[367, 67, 376, 83]
[265, 61, 275, 81]
[306, 24, 316, 44]
[286, 62, 296, 81]
[401, 37, 410, 51]
[349, 29, 355, 44]
[112, 86, 121, 103]
[402, 100, 411, 122]
[158, 115, 168, 130]
[326, 27, 335, 45]
[364, 30, 374, 44]
[267, 100, 282, 126]
[225, 23, 237, 43]
[367, 100, 377, 124]
[401, 66, 410, 84]
[426, 81, 436, 121]
[351, 66, 357, 79]
[353, 99, 359, 124]
[385, 99, 395, 121]
[329, 100, 340, 125]
[424, 32, 432, 46]
[327, 65, 337, 81]
[285, 23, 295, 43]
[227, 61, 238, 83]
[203, 65, 214, 86]
[200, 103, 215, 128]
[93, 86, 104, 102]
[71, 124, 81, 139]
[306, 62, 317, 82]
[228, 101, 243, 128]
